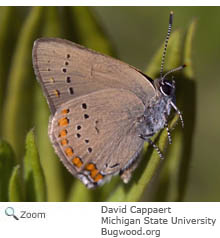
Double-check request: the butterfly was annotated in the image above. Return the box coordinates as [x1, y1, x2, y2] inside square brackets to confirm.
[32, 11, 184, 188]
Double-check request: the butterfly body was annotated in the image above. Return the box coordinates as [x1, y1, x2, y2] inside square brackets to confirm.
[139, 89, 174, 140]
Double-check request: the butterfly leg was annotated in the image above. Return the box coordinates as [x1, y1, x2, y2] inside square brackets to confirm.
[165, 121, 172, 144]
[139, 135, 164, 160]
[147, 138, 164, 159]
[170, 101, 184, 128]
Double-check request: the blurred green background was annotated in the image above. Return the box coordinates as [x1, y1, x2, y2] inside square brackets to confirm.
[0, 6, 219, 202]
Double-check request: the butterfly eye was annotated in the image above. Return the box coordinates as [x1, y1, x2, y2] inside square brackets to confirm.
[160, 80, 175, 96]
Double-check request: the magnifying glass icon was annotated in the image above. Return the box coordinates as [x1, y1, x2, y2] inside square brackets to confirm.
[5, 207, 19, 220]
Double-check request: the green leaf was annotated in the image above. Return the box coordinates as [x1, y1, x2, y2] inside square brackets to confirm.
[67, 180, 94, 202]
[62, 7, 115, 55]
[151, 20, 197, 202]
[2, 7, 44, 160]
[42, 7, 63, 37]
[175, 20, 197, 201]
[0, 139, 15, 201]
[23, 129, 47, 201]
[8, 165, 23, 202]
[184, 19, 197, 79]
[153, 130, 183, 201]
[0, 7, 13, 132]
[0, 7, 24, 135]
[60, 7, 114, 55]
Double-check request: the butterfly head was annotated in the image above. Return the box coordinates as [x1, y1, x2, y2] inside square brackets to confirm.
[159, 78, 176, 97]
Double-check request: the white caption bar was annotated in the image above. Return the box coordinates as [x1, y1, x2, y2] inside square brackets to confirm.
[0, 202, 219, 237]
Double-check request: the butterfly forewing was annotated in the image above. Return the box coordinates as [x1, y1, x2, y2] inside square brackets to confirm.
[32, 38, 155, 114]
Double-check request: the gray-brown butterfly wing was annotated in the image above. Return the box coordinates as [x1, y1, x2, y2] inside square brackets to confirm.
[49, 88, 145, 188]
[32, 38, 155, 114]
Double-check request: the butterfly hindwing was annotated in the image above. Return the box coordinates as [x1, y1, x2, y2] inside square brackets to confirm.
[49, 88, 145, 188]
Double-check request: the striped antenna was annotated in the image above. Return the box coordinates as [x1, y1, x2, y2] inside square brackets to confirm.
[160, 11, 174, 78]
